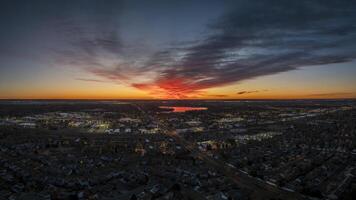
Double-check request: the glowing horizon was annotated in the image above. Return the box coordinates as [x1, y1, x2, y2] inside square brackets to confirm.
[1, 0, 356, 99]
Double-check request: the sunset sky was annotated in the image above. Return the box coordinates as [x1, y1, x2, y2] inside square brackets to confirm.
[1, 0, 356, 99]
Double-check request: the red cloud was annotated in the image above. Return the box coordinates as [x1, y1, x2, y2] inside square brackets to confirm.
[132, 77, 205, 99]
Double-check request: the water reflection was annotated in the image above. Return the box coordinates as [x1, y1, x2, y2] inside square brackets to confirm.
[159, 106, 208, 113]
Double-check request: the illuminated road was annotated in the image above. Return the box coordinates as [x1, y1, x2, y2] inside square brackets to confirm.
[163, 127, 306, 200]
[131, 103, 307, 200]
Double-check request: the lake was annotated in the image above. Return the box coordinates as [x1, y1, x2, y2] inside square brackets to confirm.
[159, 106, 208, 113]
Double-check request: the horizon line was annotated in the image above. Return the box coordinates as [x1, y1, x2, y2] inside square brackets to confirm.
[0, 98, 355, 101]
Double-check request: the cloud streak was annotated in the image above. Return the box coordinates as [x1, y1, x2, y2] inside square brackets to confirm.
[54, 0, 356, 98]
[307, 92, 354, 97]
[75, 78, 109, 83]
[138, 0, 356, 98]
[237, 90, 260, 95]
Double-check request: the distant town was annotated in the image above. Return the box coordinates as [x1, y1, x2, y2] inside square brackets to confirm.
[0, 100, 355, 200]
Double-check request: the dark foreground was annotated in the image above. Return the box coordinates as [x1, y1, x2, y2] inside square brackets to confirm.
[0, 100, 355, 200]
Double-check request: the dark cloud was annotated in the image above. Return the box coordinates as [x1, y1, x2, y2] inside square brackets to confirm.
[42, 0, 356, 98]
[237, 90, 260, 95]
[126, 0, 356, 97]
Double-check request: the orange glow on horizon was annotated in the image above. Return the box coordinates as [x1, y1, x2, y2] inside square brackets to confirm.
[1, 74, 355, 100]
[1, 91, 355, 100]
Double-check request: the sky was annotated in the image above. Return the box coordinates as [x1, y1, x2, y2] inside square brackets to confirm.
[0, 0, 356, 99]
